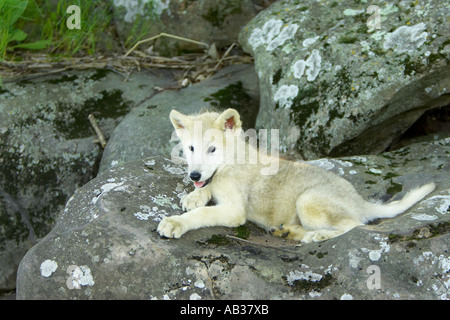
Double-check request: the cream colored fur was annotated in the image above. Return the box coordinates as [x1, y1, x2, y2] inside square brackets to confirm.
[157, 108, 436, 243]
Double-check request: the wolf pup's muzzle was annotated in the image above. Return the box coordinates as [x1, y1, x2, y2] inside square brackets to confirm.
[189, 170, 216, 188]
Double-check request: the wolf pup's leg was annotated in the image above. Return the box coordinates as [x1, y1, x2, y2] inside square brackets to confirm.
[271, 225, 308, 241]
[181, 188, 211, 211]
[295, 193, 363, 243]
[157, 205, 246, 238]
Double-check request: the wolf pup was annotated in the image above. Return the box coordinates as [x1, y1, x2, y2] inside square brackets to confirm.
[157, 108, 435, 243]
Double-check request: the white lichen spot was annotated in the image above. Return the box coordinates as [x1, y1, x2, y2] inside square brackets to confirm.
[91, 181, 126, 205]
[348, 249, 362, 269]
[144, 159, 156, 166]
[308, 158, 335, 171]
[362, 234, 390, 262]
[194, 279, 205, 289]
[350, 156, 367, 163]
[411, 213, 438, 221]
[334, 159, 353, 167]
[343, 8, 364, 16]
[152, 0, 170, 16]
[305, 49, 322, 81]
[40, 260, 58, 278]
[340, 293, 354, 300]
[68, 265, 95, 289]
[413, 251, 450, 299]
[286, 270, 323, 285]
[134, 205, 168, 222]
[273, 84, 299, 109]
[411, 193, 450, 220]
[292, 60, 306, 79]
[383, 23, 428, 54]
[190, 293, 202, 300]
[369, 168, 382, 175]
[266, 24, 299, 51]
[302, 36, 319, 48]
[380, 3, 398, 15]
[309, 290, 322, 298]
[368, 251, 382, 261]
[150, 194, 180, 210]
[422, 195, 450, 215]
[113, 0, 169, 23]
[438, 255, 450, 274]
[360, 40, 371, 52]
[248, 19, 282, 49]
[248, 19, 298, 52]
[291, 49, 322, 82]
[370, 30, 386, 41]
[163, 163, 185, 175]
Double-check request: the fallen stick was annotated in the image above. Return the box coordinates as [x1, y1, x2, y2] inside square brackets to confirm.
[214, 42, 236, 70]
[88, 114, 107, 148]
[124, 32, 209, 58]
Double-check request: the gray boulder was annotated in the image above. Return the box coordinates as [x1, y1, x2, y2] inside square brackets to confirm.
[238, 0, 450, 159]
[0, 69, 174, 291]
[16, 138, 450, 299]
[99, 64, 260, 173]
[112, 0, 276, 55]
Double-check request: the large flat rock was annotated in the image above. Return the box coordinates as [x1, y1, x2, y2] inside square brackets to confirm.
[16, 138, 450, 299]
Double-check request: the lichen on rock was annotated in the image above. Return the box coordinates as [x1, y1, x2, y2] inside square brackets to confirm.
[239, 0, 450, 159]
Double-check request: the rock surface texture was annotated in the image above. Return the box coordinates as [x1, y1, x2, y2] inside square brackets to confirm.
[17, 139, 450, 299]
[112, 0, 276, 55]
[0, 69, 174, 291]
[4, 0, 450, 300]
[238, 0, 450, 159]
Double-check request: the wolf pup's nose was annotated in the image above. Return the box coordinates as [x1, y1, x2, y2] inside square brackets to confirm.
[189, 172, 201, 182]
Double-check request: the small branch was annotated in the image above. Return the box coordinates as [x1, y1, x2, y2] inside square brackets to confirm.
[124, 32, 209, 57]
[88, 114, 107, 148]
[214, 42, 236, 70]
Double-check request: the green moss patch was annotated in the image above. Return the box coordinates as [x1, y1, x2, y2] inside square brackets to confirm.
[54, 89, 131, 139]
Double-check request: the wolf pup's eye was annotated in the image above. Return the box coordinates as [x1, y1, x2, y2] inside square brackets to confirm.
[189, 146, 194, 152]
[208, 146, 216, 153]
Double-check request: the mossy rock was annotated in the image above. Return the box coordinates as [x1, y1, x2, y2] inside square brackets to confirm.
[239, 0, 450, 159]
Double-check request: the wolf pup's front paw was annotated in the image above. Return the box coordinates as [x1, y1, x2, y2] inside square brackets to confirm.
[181, 191, 209, 211]
[157, 216, 187, 238]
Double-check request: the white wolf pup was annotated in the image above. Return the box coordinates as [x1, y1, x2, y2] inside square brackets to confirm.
[157, 108, 436, 243]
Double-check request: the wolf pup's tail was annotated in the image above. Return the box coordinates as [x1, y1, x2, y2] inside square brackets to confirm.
[363, 182, 436, 223]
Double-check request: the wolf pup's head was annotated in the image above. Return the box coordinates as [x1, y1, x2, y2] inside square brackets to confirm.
[170, 108, 242, 188]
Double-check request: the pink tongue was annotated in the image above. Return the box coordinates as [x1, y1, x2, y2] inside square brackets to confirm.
[194, 181, 205, 188]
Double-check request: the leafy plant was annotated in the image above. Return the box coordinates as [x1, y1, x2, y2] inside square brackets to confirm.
[41, 0, 113, 56]
[0, 0, 50, 59]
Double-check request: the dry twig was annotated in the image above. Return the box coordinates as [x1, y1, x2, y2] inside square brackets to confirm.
[0, 33, 252, 83]
[88, 114, 107, 148]
[124, 32, 209, 57]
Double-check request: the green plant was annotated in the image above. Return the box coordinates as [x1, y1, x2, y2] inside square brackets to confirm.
[0, 0, 50, 59]
[40, 0, 113, 56]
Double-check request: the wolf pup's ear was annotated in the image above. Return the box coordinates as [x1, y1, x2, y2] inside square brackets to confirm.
[170, 110, 191, 130]
[215, 108, 242, 131]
